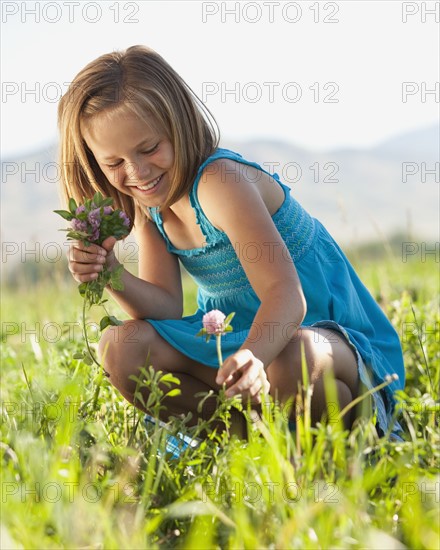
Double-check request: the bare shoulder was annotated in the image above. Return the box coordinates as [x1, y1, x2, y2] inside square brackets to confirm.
[197, 157, 284, 231]
[196, 158, 302, 301]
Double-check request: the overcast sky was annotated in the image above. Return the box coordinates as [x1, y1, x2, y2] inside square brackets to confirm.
[1, 0, 439, 158]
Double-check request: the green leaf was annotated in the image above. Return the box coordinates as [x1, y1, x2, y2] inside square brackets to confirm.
[100, 315, 123, 331]
[160, 373, 181, 385]
[68, 197, 78, 213]
[133, 391, 146, 408]
[100, 316, 111, 331]
[54, 209, 74, 221]
[65, 230, 90, 241]
[93, 191, 103, 206]
[108, 315, 123, 326]
[78, 283, 88, 297]
[101, 197, 114, 207]
[165, 388, 182, 398]
[73, 352, 84, 359]
[110, 279, 124, 292]
[146, 392, 156, 409]
[109, 265, 125, 291]
[83, 353, 94, 366]
[225, 312, 236, 327]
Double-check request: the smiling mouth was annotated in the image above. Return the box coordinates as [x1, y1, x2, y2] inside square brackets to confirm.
[136, 174, 163, 191]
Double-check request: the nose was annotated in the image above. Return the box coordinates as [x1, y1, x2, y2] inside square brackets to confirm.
[125, 156, 151, 183]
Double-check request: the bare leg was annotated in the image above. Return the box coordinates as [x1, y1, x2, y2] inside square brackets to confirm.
[98, 320, 246, 435]
[266, 326, 360, 429]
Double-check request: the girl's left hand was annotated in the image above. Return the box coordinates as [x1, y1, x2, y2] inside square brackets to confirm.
[215, 349, 270, 404]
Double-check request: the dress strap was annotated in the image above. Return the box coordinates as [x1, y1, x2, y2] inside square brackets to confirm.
[146, 204, 168, 241]
[189, 148, 291, 245]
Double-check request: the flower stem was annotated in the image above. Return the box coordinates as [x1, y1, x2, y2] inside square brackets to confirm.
[216, 334, 223, 368]
[82, 286, 100, 367]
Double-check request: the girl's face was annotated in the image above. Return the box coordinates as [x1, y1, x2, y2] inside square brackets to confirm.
[82, 108, 174, 208]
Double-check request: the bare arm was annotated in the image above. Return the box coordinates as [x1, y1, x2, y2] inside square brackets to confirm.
[198, 158, 307, 368]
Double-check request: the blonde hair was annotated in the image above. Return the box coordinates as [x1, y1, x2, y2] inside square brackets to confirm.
[57, 45, 220, 224]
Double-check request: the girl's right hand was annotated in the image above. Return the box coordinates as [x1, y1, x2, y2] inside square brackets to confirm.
[68, 236, 119, 283]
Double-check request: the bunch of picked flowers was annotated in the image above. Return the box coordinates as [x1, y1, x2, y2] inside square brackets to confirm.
[55, 191, 131, 365]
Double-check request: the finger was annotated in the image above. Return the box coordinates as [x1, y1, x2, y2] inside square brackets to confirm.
[243, 382, 263, 405]
[70, 251, 106, 265]
[72, 272, 100, 283]
[222, 370, 240, 389]
[69, 265, 103, 285]
[249, 379, 270, 404]
[101, 236, 117, 252]
[69, 261, 104, 276]
[216, 349, 254, 385]
[225, 364, 269, 400]
[70, 242, 106, 263]
[70, 239, 105, 254]
[224, 364, 256, 397]
[245, 371, 268, 400]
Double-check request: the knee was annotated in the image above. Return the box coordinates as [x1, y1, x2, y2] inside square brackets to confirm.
[98, 319, 155, 379]
[267, 328, 327, 391]
[276, 328, 321, 370]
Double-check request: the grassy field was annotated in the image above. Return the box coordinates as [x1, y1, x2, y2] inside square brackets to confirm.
[1, 245, 439, 549]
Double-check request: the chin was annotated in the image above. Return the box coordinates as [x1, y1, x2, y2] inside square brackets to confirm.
[138, 196, 161, 208]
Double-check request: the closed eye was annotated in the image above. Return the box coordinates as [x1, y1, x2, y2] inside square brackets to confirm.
[107, 160, 123, 169]
[142, 143, 159, 155]
[105, 143, 160, 169]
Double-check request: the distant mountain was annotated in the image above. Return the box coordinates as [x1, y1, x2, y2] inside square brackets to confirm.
[222, 124, 439, 247]
[1, 125, 438, 267]
[369, 125, 439, 161]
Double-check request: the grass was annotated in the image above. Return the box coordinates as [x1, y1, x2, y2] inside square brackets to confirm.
[1, 249, 439, 549]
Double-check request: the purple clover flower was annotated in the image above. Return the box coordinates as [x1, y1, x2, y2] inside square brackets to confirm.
[103, 206, 113, 215]
[119, 211, 130, 227]
[90, 229, 100, 242]
[75, 205, 86, 215]
[203, 310, 226, 335]
[71, 218, 88, 232]
[88, 208, 101, 229]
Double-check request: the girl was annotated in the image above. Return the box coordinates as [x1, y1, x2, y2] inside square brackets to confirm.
[59, 45, 405, 438]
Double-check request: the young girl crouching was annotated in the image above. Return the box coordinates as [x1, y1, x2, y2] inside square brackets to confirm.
[58, 45, 405, 439]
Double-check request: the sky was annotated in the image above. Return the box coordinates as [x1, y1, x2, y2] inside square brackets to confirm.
[1, 0, 439, 159]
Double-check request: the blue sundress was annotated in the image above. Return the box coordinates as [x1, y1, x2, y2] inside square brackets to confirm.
[146, 147, 405, 439]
